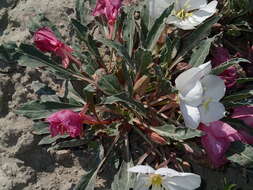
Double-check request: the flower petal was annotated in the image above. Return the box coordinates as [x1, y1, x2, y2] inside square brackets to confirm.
[201, 75, 226, 101]
[198, 61, 212, 76]
[179, 80, 203, 106]
[190, 1, 217, 26]
[155, 168, 180, 177]
[199, 102, 225, 123]
[180, 102, 200, 129]
[200, 126, 229, 168]
[128, 165, 155, 174]
[133, 174, 150, 190]
[175, 68, 201, 94]
[163, 174, 201, 190]
[188, 0, 207, 10]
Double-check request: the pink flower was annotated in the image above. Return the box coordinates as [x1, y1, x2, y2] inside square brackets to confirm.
[33, 27, 74, 68]
[92, 0, 122, 38]
[211, 47, 237, 88]
[231, 106, 253, 127]
[46, 110, 83, 138]
[199, 121, 253, 168]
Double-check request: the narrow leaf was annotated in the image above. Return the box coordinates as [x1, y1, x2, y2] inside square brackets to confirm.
[211, 58, 249, 75]
[145, 4, 174, 50]
[151, 124, 202, 141]
[97, 38, 133, 68]
[189, 37, 215, 66]
[16, 100, 82, 120]
[226, 142, 253, 167]
[111, 160, 135, 190]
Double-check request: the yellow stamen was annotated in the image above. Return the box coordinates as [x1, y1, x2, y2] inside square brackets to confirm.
[175, 9, 193, 20]
[150, 174, 163, 186]
[203, 98, 212, 111]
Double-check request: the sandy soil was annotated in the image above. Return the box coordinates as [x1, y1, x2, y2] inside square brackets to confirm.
[1, 0, 253, 190]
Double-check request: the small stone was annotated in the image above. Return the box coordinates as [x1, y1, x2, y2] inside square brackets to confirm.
[54, 150, 72, 164]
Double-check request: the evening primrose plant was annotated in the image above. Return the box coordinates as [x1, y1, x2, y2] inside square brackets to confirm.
[1, 0, 253, 189]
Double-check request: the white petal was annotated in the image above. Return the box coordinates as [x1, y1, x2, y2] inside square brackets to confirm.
[199, 102, 226, 123]
[179, 80, 203, 106]
[172, 19, 196, 30]
[188, 0, 207, 10]
[198, 61, 212, 76]
[155, 168, 181, 177]
[128, 165, 155, 174]
[164, 173, 201, 190]
[201, 75, 226, 101]
[175, 68, 201, 94]
[190, 1, 218, 26]
[133, 175, 150, 190]
[180, 101, 200, 129]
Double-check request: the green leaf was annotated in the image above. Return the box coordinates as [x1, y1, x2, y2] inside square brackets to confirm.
[16, 100, 82, 120]
[97, 38, 133, 68]
[28, 14, 62, 39]
[211, 58, 250, 75]
[226, 142, 253, 167]
[145, 4, 174, 50]
[151, 124, 202, 141]
[103, 93, 147, 117]
[222, 89, 253, 103]
[52, 139, 87, 150]
[123, 7, 136, 57]
[71, 19, 103, 64]
[189, 37, 215, 66]
[75, 0, 88, 24]
[134, 48, 152, 76]
[160, 37, 173, 65]
[97, 74, 123, 95]
[74, 170, 96, 190]
[111, 160, 135, 190]
[237, 77, 253, 84]
[38, 134, 69, 145]
[17, 44, 75, 79]
[177, 16, 220, 60]
[33, 121, 50, 135]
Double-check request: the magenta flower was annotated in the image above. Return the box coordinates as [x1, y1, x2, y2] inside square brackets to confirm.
[211, 47, 237, 88]
[34, 27, 74, 68]
[231, 106, 253, 128]
[46, 110, 83, 138]
[92, 0, 122, 38]
[199, 121, 253, 168]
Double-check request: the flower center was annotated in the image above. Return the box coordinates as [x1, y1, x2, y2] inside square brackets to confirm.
[203, 98, 212, 111]
[150, 174, 163, 186]
[175, 9, 193, 20]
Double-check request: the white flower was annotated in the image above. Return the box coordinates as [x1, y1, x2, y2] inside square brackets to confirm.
[149, 0, 218, 30]
[175, 62, 226, 129]
[128, 165, 201, 190]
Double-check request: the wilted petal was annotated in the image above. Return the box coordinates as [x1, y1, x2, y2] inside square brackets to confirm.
[232, 106, 253, 118]
[128, 165, 155, 174]
[180, 102, 200, 129]
[199, 101, 225, 123]
[199, 124, 230, 167]
[201, 75, 226, 101]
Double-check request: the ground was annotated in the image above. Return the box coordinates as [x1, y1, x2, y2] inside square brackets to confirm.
[0, 0, 253, 190]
